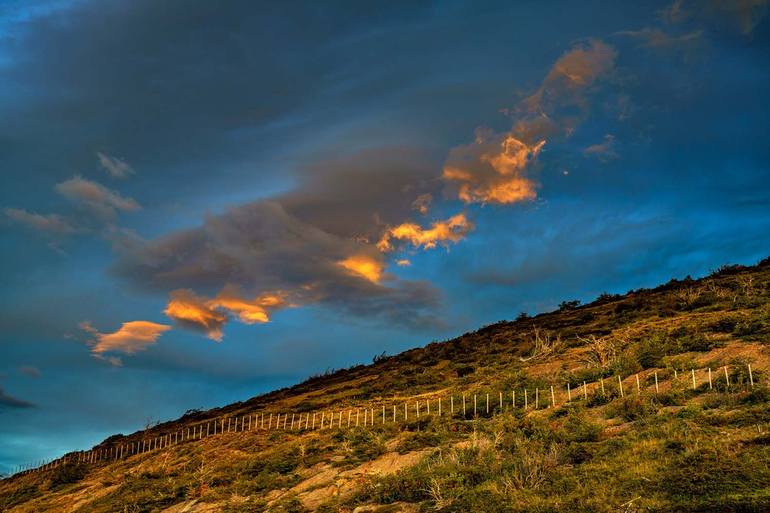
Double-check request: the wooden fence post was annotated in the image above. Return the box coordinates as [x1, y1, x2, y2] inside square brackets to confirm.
[291, 414, 295, 430]
[473, 394, 477, 417]
[393, 404, 397, 422]
[636, 374, 640, 394]
[691, 369, 696, 390]
[486, 393, 489, 414]
[748, 364, 754, 388]
[312, 412, 316, 429]
[708, 368, 713, 389]
[583, 381, 587, 400]
[724, 366, 730, 388]
[463, 394, 466, 416]
[550, 386, 555, 408]
[499, 391, 503, 411]
[567, 382, 571, 402]
[416, 401, 420, 419]
[512, 390, 515, 409]
[618, 375, 624, 398]
[600, 378, 605, 395]
[451, 395, 454, 414]
[524, 389, 528, 410]
[383, 405, 386, 424]
[535, 388, 539, 409]
[654, 371, 659, 394]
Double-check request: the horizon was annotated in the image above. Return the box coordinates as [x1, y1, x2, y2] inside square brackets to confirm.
[1, 0, 769, 476]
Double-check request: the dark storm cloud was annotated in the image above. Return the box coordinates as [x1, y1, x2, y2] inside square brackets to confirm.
[0, 387, 34, 409]
[0, 0, 437, 204]
[114, 200, 443, 333]
[280, 146, 442, 241]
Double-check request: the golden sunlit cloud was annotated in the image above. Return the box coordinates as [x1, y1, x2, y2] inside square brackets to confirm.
[396, 259, 411, 266]
[377, 213, 473, 252]
[443, 131, 544, 205]
[209, 287, 289, 324]
[164, 286, 290, 340]
[523, 39, 617, 117]
[338, 254, 385, 283]
[164, 289, 227, 342]
[83, 320, 171, 355]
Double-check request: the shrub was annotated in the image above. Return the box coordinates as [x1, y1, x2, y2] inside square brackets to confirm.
[604, 397, 654, 421]
[49, 462, 89, 487]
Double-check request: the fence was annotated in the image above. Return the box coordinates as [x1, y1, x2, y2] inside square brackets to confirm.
[5, 362, 763, 479]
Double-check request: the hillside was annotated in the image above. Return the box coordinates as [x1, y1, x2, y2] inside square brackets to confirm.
[2, 258, 770, 513]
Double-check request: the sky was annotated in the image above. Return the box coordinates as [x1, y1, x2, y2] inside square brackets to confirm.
[1, 0, 769, 474]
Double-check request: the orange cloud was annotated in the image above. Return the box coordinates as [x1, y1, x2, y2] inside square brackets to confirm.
[209, 287, 288, 324]
[164, 289, 227, 341]
[396, 259, 411, 266]
[84, 320, 171, 355]
[443, 130, 544, 205]
[338, 255, 385, 283]
[523, 39, 617, 117]
[377, 213, 473, 252]
[164, 286, 289, 340]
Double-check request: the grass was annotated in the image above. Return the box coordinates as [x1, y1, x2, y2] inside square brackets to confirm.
[2, 259, 770, 512]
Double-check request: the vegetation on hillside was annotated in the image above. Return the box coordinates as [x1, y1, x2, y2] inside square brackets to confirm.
[2, 258, 770, 512]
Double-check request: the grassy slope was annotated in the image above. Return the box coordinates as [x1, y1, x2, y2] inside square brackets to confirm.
[2, 259, 770, 513]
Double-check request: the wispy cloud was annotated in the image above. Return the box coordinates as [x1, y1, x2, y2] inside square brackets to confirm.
[97, 152, 134, 179]
[583, 134, 619, 162]
[18, 366, 41, 378]
[56, 176, 140, 220]
[444, 39, 617, 206]
[4, 208, 76, 234]
[0, 387, 35, 409]
[81, 320, 171, 356]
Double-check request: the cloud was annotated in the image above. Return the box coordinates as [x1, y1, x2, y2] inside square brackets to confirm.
[164, 289, 228, 341]
[519, 39, 617, 134]
[396, 259, 411, 267]
[18, 366, 41, 378]
[209, 286, 289, 324]
[443, 129, 544, 205]
[55, 176, 140, 220]
[659, 0, 691, 24]
[0, 387, 35, 409]
[377, 213, 473, 252]
[97, 152, 134, 178]
[660, 0, 769, 35]
[279, 146, 440, 242]
[114, 200, 443, 335]
[412, 193, 432, 215]
[444, 39, 617, 205]
[708, 0, 769, 35]
[82, 320, 171, 355]
[4, 208, 77, 234]
[164, 286, 290, 341]
[583, 134, 619, 162]
[338, 255, 385, 284]
[616, 28, 703, 52]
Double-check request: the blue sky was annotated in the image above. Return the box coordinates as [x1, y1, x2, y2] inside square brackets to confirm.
[1, 0, 769, 474]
